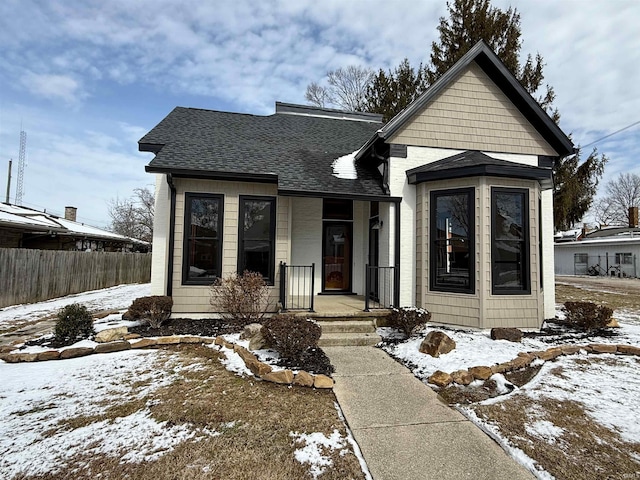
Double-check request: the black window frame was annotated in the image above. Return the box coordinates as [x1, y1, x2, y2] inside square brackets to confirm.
[237, 195, 277, 285]
[429, 187, 475, 294]
[491, 187, 531, 295]
[615, 252, 633, 265]
[182, 193, 224, 286]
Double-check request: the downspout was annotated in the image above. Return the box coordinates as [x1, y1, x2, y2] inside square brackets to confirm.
[394, 200, 401, 307]
[166, 173, 176, 297]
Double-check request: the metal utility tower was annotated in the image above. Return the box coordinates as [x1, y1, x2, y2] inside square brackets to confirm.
[16, 130, 26, 206]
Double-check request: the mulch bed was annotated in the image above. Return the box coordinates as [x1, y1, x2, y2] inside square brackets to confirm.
[129, 318, 240, 337]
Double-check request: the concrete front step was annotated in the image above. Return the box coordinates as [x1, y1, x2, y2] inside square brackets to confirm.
[317, 320, 376, 334]
[318, 332, 382, 347]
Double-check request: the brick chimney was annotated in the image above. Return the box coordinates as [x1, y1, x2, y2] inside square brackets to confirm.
[64, 206, 77, 222]
[630, 206, 639, 228]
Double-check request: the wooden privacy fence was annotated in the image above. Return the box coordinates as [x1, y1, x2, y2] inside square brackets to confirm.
[0, 249, 152, 308]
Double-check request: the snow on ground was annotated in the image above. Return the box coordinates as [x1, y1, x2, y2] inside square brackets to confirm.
[0, 283, 150, 331]
[289, 429, 348, 479]
[379, 303, 640, 479]
[0, 348, 214, 478]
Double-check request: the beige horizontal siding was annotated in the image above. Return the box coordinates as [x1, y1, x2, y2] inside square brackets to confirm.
[389, 62, 558, 156]
[170, 178, 287, 316]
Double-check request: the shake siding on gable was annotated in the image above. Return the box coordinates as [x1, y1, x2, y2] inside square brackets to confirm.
[389, 62, 557, 157]
[170, 178, 289, 315]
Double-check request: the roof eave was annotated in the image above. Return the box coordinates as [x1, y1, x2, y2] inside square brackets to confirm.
[145, 165, 279, 184]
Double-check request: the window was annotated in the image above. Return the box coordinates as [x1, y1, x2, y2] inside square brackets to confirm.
[574, 253, 588, 264]
[323, 198, 353, 220]
[615, 253, 633, 265]
[238, 196, 276, 284]
[492, 188, 530, 294]
[183, 193, 223, 284]
[430, 188, 474, 293]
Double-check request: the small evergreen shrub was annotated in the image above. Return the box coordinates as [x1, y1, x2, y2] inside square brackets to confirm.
[389, 307, 432, 337]
[54, 303, 94, 345]
[127, 296, 173, 328]
[210, 271, 272, 327]
[562, 301, 613, 331]
[261, 314, 321, 360]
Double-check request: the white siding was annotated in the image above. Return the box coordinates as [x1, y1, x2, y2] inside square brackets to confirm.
[150, 173, 170, 295]
[291, 198, 323, 295]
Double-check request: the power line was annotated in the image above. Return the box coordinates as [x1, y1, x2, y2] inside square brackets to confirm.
[582, 120, 640, 148]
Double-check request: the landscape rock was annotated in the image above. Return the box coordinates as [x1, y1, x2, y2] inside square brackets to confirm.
[246, 359, 273, 377]
[156, 336, 182, 345]
[607, 318, 620, 328]
[0, 354, 20, 363]
[9, 353, 39, 362]
[490, 328, 523, 343]
[450, 370, 474, 385]
[293, 371, 315, 387]
[95, 326, 129, 343]
[248, 331, 267, 351]
[200, 337, 216, 344]
[180, 336, 204, 344]
[491, 363, 512, 374]
[313, 374, 334, 389]
[589, 343, 617, 354]
[419, 331, 456, 358]
[124, 333, 141, 340]
[234, 345, 258, 364]
[214, 336, 225, 346]
[60, 347, 94, 359]
[468, 366, 493, 380]
[0, 346, 17, 353]
[94, 341, 131, 354]
[129, 338, 158, 349]
[509, 356, 532, 370]
[240, 323, 262, 340]
[539, 347, 563, 361]
[560, 345, 582, 355]
[617, 345, 640, 355]
[262, 369, 294, 384]
[37, 350, 60, 361]
[428, 370, 453, 387]
[93, 309, 120, 319]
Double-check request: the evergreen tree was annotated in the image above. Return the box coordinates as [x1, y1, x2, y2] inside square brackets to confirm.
[366, 59, 429, 122]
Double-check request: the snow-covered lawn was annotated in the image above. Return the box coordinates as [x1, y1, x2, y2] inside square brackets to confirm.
[0, 283, 150, 333]
[379, 291, 640, 479]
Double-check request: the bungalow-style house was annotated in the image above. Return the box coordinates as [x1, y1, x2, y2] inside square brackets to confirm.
[0, 203, 149, 252]
[140, 41, 573, 329]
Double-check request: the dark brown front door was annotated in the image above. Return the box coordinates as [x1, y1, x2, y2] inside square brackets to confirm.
[322, 222, 352, 292]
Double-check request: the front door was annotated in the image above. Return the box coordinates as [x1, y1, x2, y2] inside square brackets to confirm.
[322, 222, 352, 292]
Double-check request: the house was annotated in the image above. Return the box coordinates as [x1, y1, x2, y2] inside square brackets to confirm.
[555, 216, 640, 277]
[140, 41, 573, 328]
[0, 203, 149, 252]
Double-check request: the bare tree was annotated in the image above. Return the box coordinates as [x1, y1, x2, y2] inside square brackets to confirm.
[596, 173, 640, 226]
[305, 65, 373, 112]
[108, 187, 154, 242]
[591, 197, 618, 227]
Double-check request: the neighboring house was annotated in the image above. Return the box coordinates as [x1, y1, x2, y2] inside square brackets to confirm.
[141, 41, 573, 328]
[0, 203, 149, 252]
[555, 225, 640, 278]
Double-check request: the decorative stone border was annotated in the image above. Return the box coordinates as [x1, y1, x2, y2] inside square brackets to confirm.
[212, 337, 334, 389]
[427, 343, 640, 387]
[0, 333, 334, 390]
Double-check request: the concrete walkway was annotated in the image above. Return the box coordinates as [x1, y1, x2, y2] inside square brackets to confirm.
[324, 346, 534, 480]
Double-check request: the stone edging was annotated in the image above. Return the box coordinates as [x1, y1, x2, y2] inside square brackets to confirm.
[0, 334, 334, 390]
[427, 343, 640, 387]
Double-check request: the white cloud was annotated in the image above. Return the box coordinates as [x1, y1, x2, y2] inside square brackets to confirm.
[20, 72, 85, 104]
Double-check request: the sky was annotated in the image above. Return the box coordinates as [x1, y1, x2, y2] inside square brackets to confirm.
[0, 0, 638, 230]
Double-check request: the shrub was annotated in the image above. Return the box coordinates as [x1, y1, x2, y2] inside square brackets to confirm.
[126, 296, 173, 328]
[54, 303, 94, 345]
[562, 301, 613, 331]
[388, 307, 431, 337]
[210, 271, 272, 327]
[261, 314, 321, 360]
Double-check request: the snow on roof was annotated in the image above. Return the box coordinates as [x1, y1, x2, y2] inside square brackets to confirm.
[331, 150, 359, 180]
[0, 203, 147, 244]
[555, 235, 640, 247]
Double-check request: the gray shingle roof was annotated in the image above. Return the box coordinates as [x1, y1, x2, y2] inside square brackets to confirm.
[140, 106, 387, 198]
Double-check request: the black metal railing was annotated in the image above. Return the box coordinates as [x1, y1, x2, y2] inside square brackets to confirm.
[279, 262, 315, 312]
[365, 264, 397, 311]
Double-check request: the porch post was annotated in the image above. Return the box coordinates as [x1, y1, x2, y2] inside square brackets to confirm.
[394, 201, 401, 307]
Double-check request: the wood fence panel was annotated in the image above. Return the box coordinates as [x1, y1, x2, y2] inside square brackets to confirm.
[0, 249, 151, 308]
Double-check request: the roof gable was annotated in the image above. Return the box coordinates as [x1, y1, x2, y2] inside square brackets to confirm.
[359, 41, 573, 156]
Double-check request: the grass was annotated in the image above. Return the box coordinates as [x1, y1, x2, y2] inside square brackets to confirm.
[469, 360, 640, 480]
[556, 280, 640, 312]
[13, 344, 365, 480]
